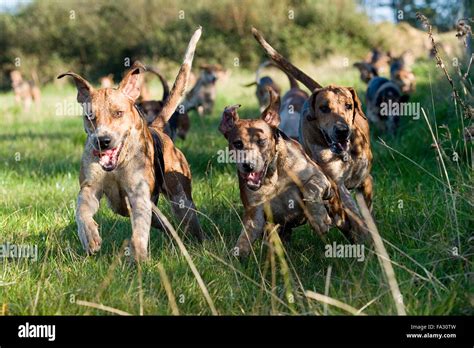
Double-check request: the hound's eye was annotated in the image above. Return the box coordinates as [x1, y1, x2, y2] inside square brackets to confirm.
[113, 111, 124, 118]
[257, 139, 267, 146]
[319, 105, 331, 113]
[233, 140, 244, 150]
[345, 103, 353, 110]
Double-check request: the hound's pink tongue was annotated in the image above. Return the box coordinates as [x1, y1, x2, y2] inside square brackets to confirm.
[94, 148, 118, 169]
[246, 171, 263, 185]
[99, 150, 113, 166]
[248, 172, 259, 180]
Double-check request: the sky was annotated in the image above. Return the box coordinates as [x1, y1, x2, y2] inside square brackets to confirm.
[0, 0, 398, 23]
[360, 0, 397, 22]
[0, 0, 31, 12]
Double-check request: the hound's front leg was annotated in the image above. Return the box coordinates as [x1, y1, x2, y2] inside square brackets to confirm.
[76, 185, 103, 254]
[301, 176, 332, 236]
[127, 181, 152, 261]
[234, 205, 265, 258]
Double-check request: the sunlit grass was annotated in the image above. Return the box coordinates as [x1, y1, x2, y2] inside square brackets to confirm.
[0, 61, 471, 315]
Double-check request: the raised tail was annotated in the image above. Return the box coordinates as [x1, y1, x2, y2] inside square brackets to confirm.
[285, 69, 299, 90]
[252, 27, 322, 91]
[146, 67, 170, 101]
[256, 60, 299, 89]
[153, 26, 202, 126]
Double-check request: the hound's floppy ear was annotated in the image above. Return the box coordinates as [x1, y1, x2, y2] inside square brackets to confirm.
[306, 88, 323, 121]
[57, 71, 94, 104]
[347, 87, 366, 121]
[261, 87, 280, 127]
[213, 63, 225, 72]
[119, 61, 146, 101]
[353, 62, 363, 70]
[219, 104, 241, 138]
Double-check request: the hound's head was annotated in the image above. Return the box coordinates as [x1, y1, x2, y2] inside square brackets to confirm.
[392, 69, 416, 94]
[198, 64, 225, 85]
[219, 89, 281, 191]
[99, 74, 114, 88]
[10, 70, 23, 84]
[58, 62, 145, 172]
[305, 85, 365, 157]
[390, 51, 416, 94]
[353, 62, 378, 84]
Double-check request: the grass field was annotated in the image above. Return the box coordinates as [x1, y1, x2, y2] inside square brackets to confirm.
[0, 57, 472, 315]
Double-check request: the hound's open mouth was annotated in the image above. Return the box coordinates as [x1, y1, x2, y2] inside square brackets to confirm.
[321, 129, 350, 155]
[239, 168, 266, 191]
[93, 142, 123, 172]
[329, 139, 350, 155]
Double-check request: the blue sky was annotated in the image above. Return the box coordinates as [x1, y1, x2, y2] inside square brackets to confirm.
[0, 0, 397, 23]
[0, 0, 31, 12]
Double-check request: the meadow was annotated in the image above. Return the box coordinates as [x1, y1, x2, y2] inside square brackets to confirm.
[0, 55, 472, 315]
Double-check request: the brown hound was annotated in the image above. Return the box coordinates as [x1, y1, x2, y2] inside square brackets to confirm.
[245, 60, 308, 139]
[136, 67, 191, 141]
[10, 70, 41, 111]
[99, 74, 114, 88]
[354, 49, 391, 84]
[58, 28, 203, 261]
[219, 89, 367, 258]
[390, 51, 416, 95]
[353, 61, 378, 84]
[252, 27, 373, 216]
[182, 63, 225, 116]
[244, 60, 282, 112]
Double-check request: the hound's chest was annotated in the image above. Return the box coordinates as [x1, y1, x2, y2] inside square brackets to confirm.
[267, 187, 306, 225]
[247, 183, 306, 226]
[101, 168, 152, 202]
[345, 156, 369, 189]
[311, 146, 369, 187]
[314, 147, 352, 182]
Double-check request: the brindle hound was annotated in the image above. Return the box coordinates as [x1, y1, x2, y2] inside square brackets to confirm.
[390, 51, 416, 95]
[182, 63, 226, 116]
[244, 60, 282, 112]
[252, 28, 373, 219]
[58, 28, 203, 261]
[136, 67, 190, 141]
[245, 60, 308, 139]
[220, 89, 366, 258]
[10, 70, 41, 111]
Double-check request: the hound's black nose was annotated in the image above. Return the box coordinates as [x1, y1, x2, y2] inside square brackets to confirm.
[242, 162, 255, 173]
[98, 136, 112, 149]
[334, 124, 350, 140]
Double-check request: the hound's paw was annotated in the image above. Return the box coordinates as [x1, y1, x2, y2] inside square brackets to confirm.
[231, 241, 251, 260]
[77, 220, 102, 255]
[132, 249, 150, 262]
[308, 205, 332, 236]
[130, 239, 150, 262]
[350, 217, 371, 244]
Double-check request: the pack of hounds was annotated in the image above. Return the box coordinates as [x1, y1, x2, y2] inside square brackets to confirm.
[11, 27, 418, 261]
